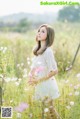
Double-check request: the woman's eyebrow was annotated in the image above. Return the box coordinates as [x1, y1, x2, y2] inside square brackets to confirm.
[38, 29, 40, 32]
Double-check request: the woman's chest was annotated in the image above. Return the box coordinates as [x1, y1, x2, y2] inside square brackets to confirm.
[32, 55, 46, 68]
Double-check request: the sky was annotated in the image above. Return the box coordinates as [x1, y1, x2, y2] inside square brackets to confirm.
[0, 0, 63, 16]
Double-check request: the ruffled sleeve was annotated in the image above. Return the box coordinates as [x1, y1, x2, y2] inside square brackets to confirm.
[44, 48, 58, 72]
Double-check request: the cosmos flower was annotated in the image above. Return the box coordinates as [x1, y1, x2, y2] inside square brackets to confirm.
[74, 91, 79, 96]
[17, 64, 20, 67]
[27, 61, 30, 65]
[4, 77, 11, 82]
[11, 77, 18, 81]
[70, 84, 73, 87]
[76, 73, 80, 78]
[44, 108, 49, 113]
[65, 80, 69, 84]
[0, 74, 3, 78]
[21, 63, 24, 66]
[17, 113, 21, 118]
[69, 92, 73, 96]
[15, 81, 20, 86]
[24, 87, 29, 91]
[74, 85, 79, 90]
[70, 101, 74, 106]
[76, 73, 80, 81]
[10, 99, 13, 103]
[14, 102, 29, 113]
[27, 57, 30, 61]
[23, 74, 27, 78]
[29, 113, 33, 118]
[66, 105, 71, 110]
[0, 46, 7, 53]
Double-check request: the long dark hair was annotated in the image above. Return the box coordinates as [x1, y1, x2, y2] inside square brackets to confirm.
[33, 24, 55, 56]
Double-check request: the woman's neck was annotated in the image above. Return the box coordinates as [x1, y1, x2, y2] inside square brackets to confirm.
[41, 41, 46, 49]
[36, 41, 46, 55]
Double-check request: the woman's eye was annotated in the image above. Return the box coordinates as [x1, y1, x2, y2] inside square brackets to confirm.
[38, 29, 40, 32]
[42, 30, 45, 33]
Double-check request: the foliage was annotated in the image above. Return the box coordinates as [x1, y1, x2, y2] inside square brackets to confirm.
[58, 6, 80, 22]
[0, 18, 32, 33]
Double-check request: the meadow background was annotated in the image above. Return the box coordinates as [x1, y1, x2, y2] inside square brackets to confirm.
[0, 6, 80, 119]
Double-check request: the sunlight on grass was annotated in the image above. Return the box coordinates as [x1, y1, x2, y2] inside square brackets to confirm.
[0, 22, 80, 119]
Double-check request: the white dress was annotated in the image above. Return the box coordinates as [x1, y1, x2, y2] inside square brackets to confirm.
[30, 47, 60, 100]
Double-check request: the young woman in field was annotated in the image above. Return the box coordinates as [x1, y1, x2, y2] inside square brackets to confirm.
[28, 24, 61, 119]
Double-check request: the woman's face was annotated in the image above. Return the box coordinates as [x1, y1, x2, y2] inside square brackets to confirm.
[36, 26, 47, 41]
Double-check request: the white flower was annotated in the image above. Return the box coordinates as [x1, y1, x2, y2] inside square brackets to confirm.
[76, 73, 80, 81]
[4, 77, 11, 82]
[27, 57, 30, 61]
[66, 105, 71, 110]
[17, 64, 20, 67]
[77, 84, 80, 88]
[21, 63, 24, 66]
[76, 73, 80, 78]
[27, 61, 30, 65]
[11, 77, 18, 81]
[2, 99, 5, 103]
[17, 113, 21, 118]
[18, 78, 22, 82]
[44, 108, 49, 113]
[3, 47, 7, 53]
[65, 80, 69, 84]
[29, 113, 33, 118]
[15, 82, 20, 86]
[70, 101, 74, 106]
[0, 47, 4, 51]
[4, 47, 7, 50]
[23, 68, 27, 73]
[70, 84, 73, 87]
[69, 93, 73, 96]
[74, 85, 79, 90]
[10, 100, 13, 103]
[74, 91, 79, 96]
[66, 65, 72, 71]
[0, 74, 3, 78]
[23, 74, 27, 78]
[4, 77, 18, 82]
[24, 88, 29, 91]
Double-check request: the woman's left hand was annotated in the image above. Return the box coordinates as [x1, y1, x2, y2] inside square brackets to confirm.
[28, 76, 39, 86]
[28, 79, 38, 86]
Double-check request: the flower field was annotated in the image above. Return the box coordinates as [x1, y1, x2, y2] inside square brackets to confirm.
[0, 22, 80, 119]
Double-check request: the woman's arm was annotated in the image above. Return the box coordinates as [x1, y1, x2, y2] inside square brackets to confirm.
[38, 70, 58, 83]
[28, 69, 58, 85]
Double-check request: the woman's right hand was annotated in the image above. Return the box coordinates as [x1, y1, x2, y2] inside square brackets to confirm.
[28, 76, 38, 86]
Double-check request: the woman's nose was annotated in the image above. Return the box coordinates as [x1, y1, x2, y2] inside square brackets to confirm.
[38, 31, 41, 35]
[38, 33, 40, 35]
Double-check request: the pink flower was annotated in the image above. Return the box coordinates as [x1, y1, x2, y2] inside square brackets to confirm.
[14, 102, 29, 113]
[35, 66, 44, 73]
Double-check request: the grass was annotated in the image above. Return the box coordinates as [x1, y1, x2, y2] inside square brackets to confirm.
[1, 72, 80, 119]
[0, 22, 80, 119]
